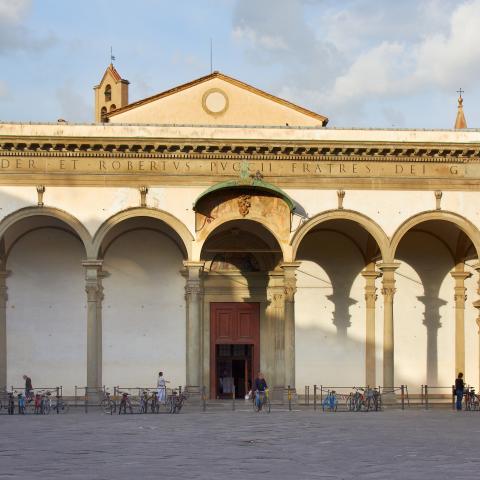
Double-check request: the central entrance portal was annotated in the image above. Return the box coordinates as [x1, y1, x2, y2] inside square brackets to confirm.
[210, 303, 260, 399]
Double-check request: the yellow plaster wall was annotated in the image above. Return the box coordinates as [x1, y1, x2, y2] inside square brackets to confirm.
[109, 77, 323, 126]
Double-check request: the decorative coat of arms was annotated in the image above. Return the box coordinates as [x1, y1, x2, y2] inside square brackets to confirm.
[238, 194, 251, 217]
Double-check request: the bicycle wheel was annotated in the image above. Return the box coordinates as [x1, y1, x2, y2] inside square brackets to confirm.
[58, 400, 69, 414]
[346, 395, 353, 411]
[265, 398, 271, 413]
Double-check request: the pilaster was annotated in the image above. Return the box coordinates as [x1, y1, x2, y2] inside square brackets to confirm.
[473, 263, 480, 389]
[83, 260, 103, 389]
[0, 269, 10, 389]
[184, 261, 204, 389]
[378, 262, 400, 391]
[282, 262, 300, 390]
[451, 270, 471, 376]
[361, 268, 381, 387]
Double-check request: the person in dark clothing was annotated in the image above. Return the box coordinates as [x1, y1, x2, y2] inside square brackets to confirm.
[253, 372, 268, 410]
[253, 372, 268, 392]
[455, 372, 465, 411]
[23, 375, 33, 400]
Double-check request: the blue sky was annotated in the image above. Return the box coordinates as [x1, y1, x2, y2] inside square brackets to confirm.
[1, 0, 479, 128]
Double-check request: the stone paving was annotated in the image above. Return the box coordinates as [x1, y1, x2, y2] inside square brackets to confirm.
[0, 404, 478, 479]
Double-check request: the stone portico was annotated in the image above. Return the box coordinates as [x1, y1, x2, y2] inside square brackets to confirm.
[1, 66, 480, 397]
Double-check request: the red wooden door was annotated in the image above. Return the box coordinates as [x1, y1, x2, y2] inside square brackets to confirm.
[210, 303, 260, 398]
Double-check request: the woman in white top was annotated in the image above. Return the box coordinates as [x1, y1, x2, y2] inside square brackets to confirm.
[157, 371, 167, 403]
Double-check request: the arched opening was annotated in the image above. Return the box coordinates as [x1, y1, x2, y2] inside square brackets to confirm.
[100, 107, 108, 123]
[104, 84, 111, 102]
[201, 219, 284, 399]
[2, 214, 88, 393]
[294, 217, 383, 389]
[110, 104, 116, 112]
[96, 214, 190, 388]
[392, 218, 479, 390]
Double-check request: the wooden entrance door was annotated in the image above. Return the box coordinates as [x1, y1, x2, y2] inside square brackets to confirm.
[210, 303, 260, 399]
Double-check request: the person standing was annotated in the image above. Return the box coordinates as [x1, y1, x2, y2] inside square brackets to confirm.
[455, 372, 465, 411]
[157, 372, 167, 404]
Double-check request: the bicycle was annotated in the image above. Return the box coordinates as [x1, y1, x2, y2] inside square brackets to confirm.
[365, 387, 381, 411]
[101, 389, 116, 414]
[347, 388, 363, 411]
[149, 391, 159, 413]
[464, 387, 479, 411]
[33, 391, 47, 414]
[45, 391, 69, 414]
[253, 389, 271, 413]
[322, 390, 338, 412]
[7, 391, 15, 415]
[118, 391, 133, 414]
[165, 390, 187, 414]
[17, 391, 26, 414]
[139, 390, 149, 414]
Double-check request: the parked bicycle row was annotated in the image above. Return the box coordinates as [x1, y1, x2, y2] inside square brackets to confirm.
[0, 389, 69, 415]
[317, 387, 383, 412]
[101, 388, 187, 415]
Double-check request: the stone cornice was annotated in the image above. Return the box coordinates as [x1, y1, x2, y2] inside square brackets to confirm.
[1, 138, 480, 163]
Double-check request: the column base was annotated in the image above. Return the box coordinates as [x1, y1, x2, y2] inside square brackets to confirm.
[184, 385, 202, 401]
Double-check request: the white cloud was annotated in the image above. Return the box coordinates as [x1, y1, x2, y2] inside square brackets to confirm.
[0, 0, 30, 23]
[0, 0, 55, 54]
[231, 0, 480, 125]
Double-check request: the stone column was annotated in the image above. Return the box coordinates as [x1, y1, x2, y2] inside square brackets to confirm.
[83, 260, 103, 389]
[267, 286, 285, 394]
[473, 263, 480, 388]
[282, 262, 300, 390]
[451, 270, 471, 376]
[378, 262, 400, 391]
[0, 269, 9, 389]
[361, 268, 380, 387]
[184, 261, 204, 389]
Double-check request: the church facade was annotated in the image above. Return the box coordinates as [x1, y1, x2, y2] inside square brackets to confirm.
[1, 65, 479, 398]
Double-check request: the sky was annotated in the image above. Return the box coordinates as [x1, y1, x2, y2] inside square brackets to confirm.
[0, 0, 479, 128]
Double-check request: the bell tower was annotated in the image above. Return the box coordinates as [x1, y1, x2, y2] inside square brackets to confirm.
[93, 64, 129, 122]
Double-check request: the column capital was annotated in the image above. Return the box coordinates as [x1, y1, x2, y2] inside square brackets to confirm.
[82, 259, 103, 269]
[377, 262, 401, 273]
[361, 269, 381, 281]
[280, 261, 302, 271]
[451, 271, 472, 281]
[281, 262, 300, 302]
[183, 261, 205, 269]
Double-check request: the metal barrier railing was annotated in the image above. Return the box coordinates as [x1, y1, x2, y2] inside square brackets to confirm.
[295, 385, 413, 411]
[11, 386, 63, 397]
[421, 385, 457, 410]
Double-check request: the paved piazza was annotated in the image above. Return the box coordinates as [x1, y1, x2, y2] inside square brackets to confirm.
[0, 406, 478, 479]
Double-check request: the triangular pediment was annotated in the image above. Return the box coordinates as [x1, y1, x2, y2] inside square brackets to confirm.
[108, 71, 328, 127]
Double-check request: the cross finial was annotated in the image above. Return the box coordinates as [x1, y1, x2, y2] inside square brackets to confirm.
[110, 46, 116, 64]
[457, 88, 464, 98]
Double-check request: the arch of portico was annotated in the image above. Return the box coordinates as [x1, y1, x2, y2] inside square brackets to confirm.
[86, 207, 195, 390]
[0, 206, 93, 257]
[198, 218, 290, 399]
[93, 207, 194, 260]
[291, 210, 387, 390]
[390, 210, 480, 391]
[0, 207, 91, 390]
[291, 209, 391, 262]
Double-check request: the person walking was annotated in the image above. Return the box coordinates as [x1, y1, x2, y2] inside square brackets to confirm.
[23, 375, 33, 400]
[455, 372, 465, 411]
